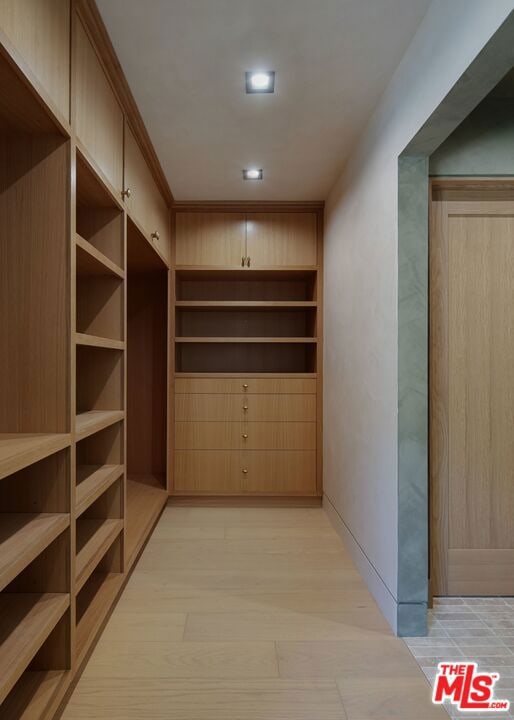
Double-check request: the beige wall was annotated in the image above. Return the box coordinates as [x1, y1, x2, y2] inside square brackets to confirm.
[323, 0, 514, 631]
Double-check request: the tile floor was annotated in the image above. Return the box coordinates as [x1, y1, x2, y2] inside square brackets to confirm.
[405, 597, 514, 719]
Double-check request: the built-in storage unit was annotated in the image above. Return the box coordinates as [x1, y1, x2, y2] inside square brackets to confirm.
[126, 219, 169, 566]
[0, 24, 73, 716]
[172, 207, 323, 498]
[0, 2, 171, 717]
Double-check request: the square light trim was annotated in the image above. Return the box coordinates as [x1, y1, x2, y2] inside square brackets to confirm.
[243, 168, 263, 180]
[245, 71, 275, 94]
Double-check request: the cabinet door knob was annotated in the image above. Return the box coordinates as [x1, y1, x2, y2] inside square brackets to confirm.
[242, 468, 248, 474]
[122, 187, 131, 198]
[242, 405, 248, 411]
[246, 256, 251, 267]
[151, 231, 160, 241]
[241, 256, 245, 267]
[242, 383, 249, 390]
[242, 433, 248, 439]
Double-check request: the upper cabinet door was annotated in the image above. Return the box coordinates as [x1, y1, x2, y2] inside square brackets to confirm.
[175, 212, 246, 267]
[74, 17, 123, 193]
[0, 0, 70, 121]
[124, 123, 171, 264]
[246, 213, 318, 267]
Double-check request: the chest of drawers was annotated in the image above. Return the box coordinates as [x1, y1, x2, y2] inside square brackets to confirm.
[174, 376, 317, 496]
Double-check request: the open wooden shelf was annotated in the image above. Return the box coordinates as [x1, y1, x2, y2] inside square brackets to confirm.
[75, 518, 123, 592]
[0, 514, 70, 592]
[75, 234, 124, 279]
[75, 572, 122, 665]
[76, 465, 124, 518]
[75, 333, 125, 351]
[0, 593, 70, 705]
[175, 337, 318, 343]
[0, 670, 68, 720]
[75, 411, 124, 441]
[176, 266, 318, 275]
[126, 477, 167, 568]
[176, 300, 317, 308]
[175, 372, 318, 378]
[0, 434, 71, 482]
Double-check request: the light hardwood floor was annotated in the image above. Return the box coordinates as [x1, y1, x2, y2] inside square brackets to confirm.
[62, 507, 446, 719]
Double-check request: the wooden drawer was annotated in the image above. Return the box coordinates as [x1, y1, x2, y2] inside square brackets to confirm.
[242, 451, 317, 495]
[176, 421, 316, 450]
[176, 422, 241, 450]
[74, 17, 123, 193]
[242, 422, 316, 450]
[125, 124, 171, 263]
[175, 394, 316, 422]
[175, 377, 316, 394]
[174, 450, 241, 494]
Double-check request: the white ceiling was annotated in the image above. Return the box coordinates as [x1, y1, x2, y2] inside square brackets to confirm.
[97, 0, 431, 201]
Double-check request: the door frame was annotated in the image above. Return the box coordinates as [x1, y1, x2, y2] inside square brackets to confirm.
[395, 11, 514, 635]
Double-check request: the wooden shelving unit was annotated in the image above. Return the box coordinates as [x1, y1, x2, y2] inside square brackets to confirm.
[0, 4, 171, 718]
[126, 220, 169, 563]
[76, 233, 124, 279]
[76, 465, 124, 517]
[75, 518, 124, 592]
[0, 594, 70, 705]
[171, 208, 323, 497]
[75, 573, 122, 664]
[75, 411, 125, 441]
[0, 515, 70, 590]
[0, 33, 73, 720]
[75, 333, 125, 351]
[0, 435, 71, 481]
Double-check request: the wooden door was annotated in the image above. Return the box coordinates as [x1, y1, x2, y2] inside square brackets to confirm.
[74, 17, 124, 193]
[124, 124, 171, 263]
[0, 0, 70, 120]
[246, 212, 317, 267]
[430, 183, 514, 596]
[175, 212, 246, 267]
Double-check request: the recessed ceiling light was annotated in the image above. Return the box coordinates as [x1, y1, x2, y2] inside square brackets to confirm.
[245, 71, 275, 94]
[243, 168, 263, 180]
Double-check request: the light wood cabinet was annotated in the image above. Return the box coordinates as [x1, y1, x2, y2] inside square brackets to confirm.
[172, 208, 322, 497]
[74, 17, 124, 193]
[246, 212, 318, 267]
[175, 212, 246, 267]
[174, 376, 318, 495]
[175, 211, 318, 268]
[0, 0, 70, 121]
[124, 123, 171, 263]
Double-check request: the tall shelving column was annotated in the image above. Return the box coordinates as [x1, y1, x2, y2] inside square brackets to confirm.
[0, 45, 74, 718]
[73, 149, 126, 666]
[171, 207, 323, 498]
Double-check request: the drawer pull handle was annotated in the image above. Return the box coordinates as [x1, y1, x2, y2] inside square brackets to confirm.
[242, 405, 248, 411]
[242, 433, 248, 439]
[242, 468, 248, 474]
[241, 256, 246, 267]
[242, 383, 249, 390]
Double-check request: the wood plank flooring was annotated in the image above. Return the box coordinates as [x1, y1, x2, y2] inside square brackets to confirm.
[61, 507, 447, 720]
